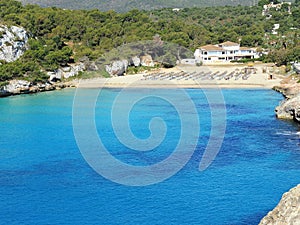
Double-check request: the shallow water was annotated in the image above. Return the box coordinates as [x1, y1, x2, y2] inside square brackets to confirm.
[0, 88, 299, 225]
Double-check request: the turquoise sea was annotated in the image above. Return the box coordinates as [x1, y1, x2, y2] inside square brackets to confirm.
[1, 88, 300, 224]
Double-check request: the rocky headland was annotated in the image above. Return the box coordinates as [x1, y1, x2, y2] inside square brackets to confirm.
[259, 74, 300, 224]
[0, 62, 83, 97]
[0, 24, 84, 97]
[259, 184, 300, 225]
[274, 76, 300, 122]
[0, 79, 76, 97]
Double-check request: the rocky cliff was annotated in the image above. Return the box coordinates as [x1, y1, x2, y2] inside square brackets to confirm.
[0, 25, 28, 62]
[0, 79, 76, 97]
[274, 77, 300, 122]
[0, 25, 85, 97]
[259, 184, 300, 225]
[275, 95, 300, 122]
[261, 76, 300, 224]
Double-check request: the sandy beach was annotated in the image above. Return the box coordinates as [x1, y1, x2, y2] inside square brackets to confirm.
[77, 63, 283, 89]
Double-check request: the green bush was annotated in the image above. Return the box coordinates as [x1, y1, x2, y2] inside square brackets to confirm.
[0, 0, 299, 83]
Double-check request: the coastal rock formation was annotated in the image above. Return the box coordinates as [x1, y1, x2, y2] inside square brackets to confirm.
[0, 25, 28, 62]
[0, 79, 75, 97]
[140, 54, 154, 67]
[131, 56, 141, 67]
[0, 80, 53, 96]
[105, 55, 155, 76]
[105, 60, 128, 76]
[275, 95, 300, 122]
[273, 83, 300, 99]
[47, 63, 86, 81]
[274, 77, 300, 122]
[270, 76, 300, 224]
[259, 184, 300, 225]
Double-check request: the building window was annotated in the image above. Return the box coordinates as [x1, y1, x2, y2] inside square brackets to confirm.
[222, 51, 225, 54]
[208, 58, 211, 60]
[204, 52, 208, 55]
[230, 51, 233, 54]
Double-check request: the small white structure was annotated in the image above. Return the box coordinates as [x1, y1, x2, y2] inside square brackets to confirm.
[194, 41, 258, 64]
[172, 8, 182, 12]
[262, 2, 292, 16]
[272, 24, 280, 34]
[180, 58, 196, 65]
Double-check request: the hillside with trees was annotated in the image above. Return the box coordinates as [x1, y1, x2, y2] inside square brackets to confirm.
[0, 0, 299, 83]
[18, 0, 261, 12]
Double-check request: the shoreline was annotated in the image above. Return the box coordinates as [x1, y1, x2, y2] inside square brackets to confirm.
[259, 75, 300, 224]
[76, 64, 282, 89]
[1, 63, 298, 223]
[0, 81, 76, 98]
[0, 63, 283, 98]
[76, 82, 274, 89]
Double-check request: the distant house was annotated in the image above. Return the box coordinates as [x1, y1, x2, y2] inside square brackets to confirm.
[194, 41, 259, 64]
[172, 8, 181, 12]
[262, 2, 292, 16]
[272, 23, 280, 34]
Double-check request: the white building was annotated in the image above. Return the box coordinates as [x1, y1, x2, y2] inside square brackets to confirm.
[262, 2, 292, 16]
[272, 23, 280, 34]
[172, 8, 182, 12]
[194, 41, 258, 64]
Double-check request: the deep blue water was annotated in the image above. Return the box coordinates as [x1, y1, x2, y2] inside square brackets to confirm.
[0, 88, 300, 225]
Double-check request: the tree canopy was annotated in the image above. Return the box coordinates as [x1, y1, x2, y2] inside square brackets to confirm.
[0, 0, 299, 81]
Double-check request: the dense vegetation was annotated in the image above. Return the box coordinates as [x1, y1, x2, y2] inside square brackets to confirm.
[18, 0, 259, 12]
[0, 0, 299, 82]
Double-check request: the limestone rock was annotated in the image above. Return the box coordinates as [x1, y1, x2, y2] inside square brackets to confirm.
[47, 63, 85, 81]
[0, 25, 28, 62]
[122, 59, 129, 71]
[4, 80, 30, 94]
[131, 56, 141, 67]
[62, 67, 71, 72]
[273, 84, 300, 99]
[0, 79, 76, 97]
[259, 184, 300, 225]
[140, 54, 154, 67]
[105, 60, 128, 76]
[63, 63, 85, 78]
[48, 70, 63, 82]
[275, 94, 300, 122]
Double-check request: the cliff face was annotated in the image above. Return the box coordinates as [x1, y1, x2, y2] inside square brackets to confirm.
[274, 77, 300, 122]
[259, 184, 300, 225]
[265, 77, 300, 224]
[275, 94, 300, 122]
[0, 25, 28, 62]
